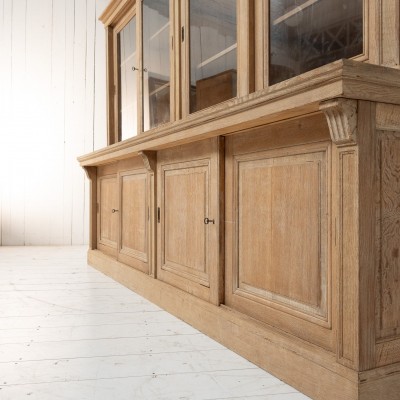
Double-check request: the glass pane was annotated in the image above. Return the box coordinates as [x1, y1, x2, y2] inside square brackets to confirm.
[143, 0, 171, 131]
[118, 16, 137, 140]
[190, 0, 237, 113]
[269, 0, 363, 85]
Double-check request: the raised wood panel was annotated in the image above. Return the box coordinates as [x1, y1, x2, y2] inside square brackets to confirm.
[118, 170, 149, 273]
[121, 173, 147, 257]
[336, 148, 359, 367]
[160, 160, 210, 287]
[226, 135, 333, 350]
[236, 152, 325, 316]
[164, 164, 208, 281]
[376, 132, 400, 341]
[97, 174, 118, 256]
[157, 138, 222, 304]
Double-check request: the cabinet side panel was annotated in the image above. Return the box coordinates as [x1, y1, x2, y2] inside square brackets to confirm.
[377, 132, 400, 341]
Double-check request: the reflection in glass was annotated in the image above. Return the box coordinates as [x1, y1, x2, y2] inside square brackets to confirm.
[143, 0, 171, 131]
[269, 0, 363, 85]
[118, 16, 137, 140]
[190, 0, 237, 113]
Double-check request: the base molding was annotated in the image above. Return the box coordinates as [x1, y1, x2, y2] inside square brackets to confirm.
[87, 249, 399, 400]
[359, 364, 400, 400]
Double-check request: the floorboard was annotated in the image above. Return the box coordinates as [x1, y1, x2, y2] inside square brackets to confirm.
[0, 246, 311, 400]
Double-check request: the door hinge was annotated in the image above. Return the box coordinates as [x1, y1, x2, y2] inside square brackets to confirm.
[181, 26, 184, 42]
[157, 207, 160, 223]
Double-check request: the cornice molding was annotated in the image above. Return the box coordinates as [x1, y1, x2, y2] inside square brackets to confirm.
[99, 0, 135, 26]
[78, 60, 400, 166]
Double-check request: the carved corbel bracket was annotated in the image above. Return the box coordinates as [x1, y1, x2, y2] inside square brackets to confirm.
[83, 166, 97, 181]
[319, 98, 358, 145]
[139, 151, 157, 173]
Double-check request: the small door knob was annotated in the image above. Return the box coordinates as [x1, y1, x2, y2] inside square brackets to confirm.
[112, 209, 119, 213]
[204, 217, 215, 225]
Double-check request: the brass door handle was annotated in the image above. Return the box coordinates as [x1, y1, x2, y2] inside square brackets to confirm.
[204, 217, 215, 225]
[112, 209, 119, 213]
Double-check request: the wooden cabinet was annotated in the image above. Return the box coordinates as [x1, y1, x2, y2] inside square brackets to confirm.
[157, 138, 223, 304]
[81, 1, 400, 399]
[97, 158, 154, 274]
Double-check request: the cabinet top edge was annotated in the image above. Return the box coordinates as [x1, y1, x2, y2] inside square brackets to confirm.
[78, 60, 400, 167]
[99, 0, 135, 26]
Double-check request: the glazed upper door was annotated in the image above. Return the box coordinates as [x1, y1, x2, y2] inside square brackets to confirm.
[182, 0, 238, 115]
[157, 138, 223, 304]
[108, 0, 174, 144]
[225, 114, 334, 351]
[142, 0, 172, 131]
[97, 170, 119, 257]
[261, 0, 364, 87]
[117, 13, 138, 140]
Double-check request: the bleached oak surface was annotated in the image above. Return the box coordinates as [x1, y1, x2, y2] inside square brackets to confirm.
[0, 246, 310, 400]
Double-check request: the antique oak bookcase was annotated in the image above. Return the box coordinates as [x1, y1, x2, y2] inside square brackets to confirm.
[79, 1, 400, 399]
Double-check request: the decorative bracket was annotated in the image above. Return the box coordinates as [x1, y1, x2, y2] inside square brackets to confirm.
[83, 166, 97, 181]
[139, 151, 157, 173]
[319, 98, 358, 145]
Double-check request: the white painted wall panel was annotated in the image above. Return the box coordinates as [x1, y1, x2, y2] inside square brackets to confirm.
[0, 0, 109, 245]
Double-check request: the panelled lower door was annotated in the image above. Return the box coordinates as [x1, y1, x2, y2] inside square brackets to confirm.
[97, 173, 119, 257]
[157, 138, 222, 304]
[118, 168, 150, 273]
[225, 120, 334, 350]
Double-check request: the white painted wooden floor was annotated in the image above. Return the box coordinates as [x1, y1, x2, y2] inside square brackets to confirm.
[0, 246, 311, 400]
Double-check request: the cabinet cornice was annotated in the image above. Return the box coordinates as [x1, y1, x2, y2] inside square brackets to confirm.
[79, 59, 400, 167]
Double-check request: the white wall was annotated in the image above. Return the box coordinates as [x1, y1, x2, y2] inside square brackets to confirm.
[0, 0, 109, 245]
